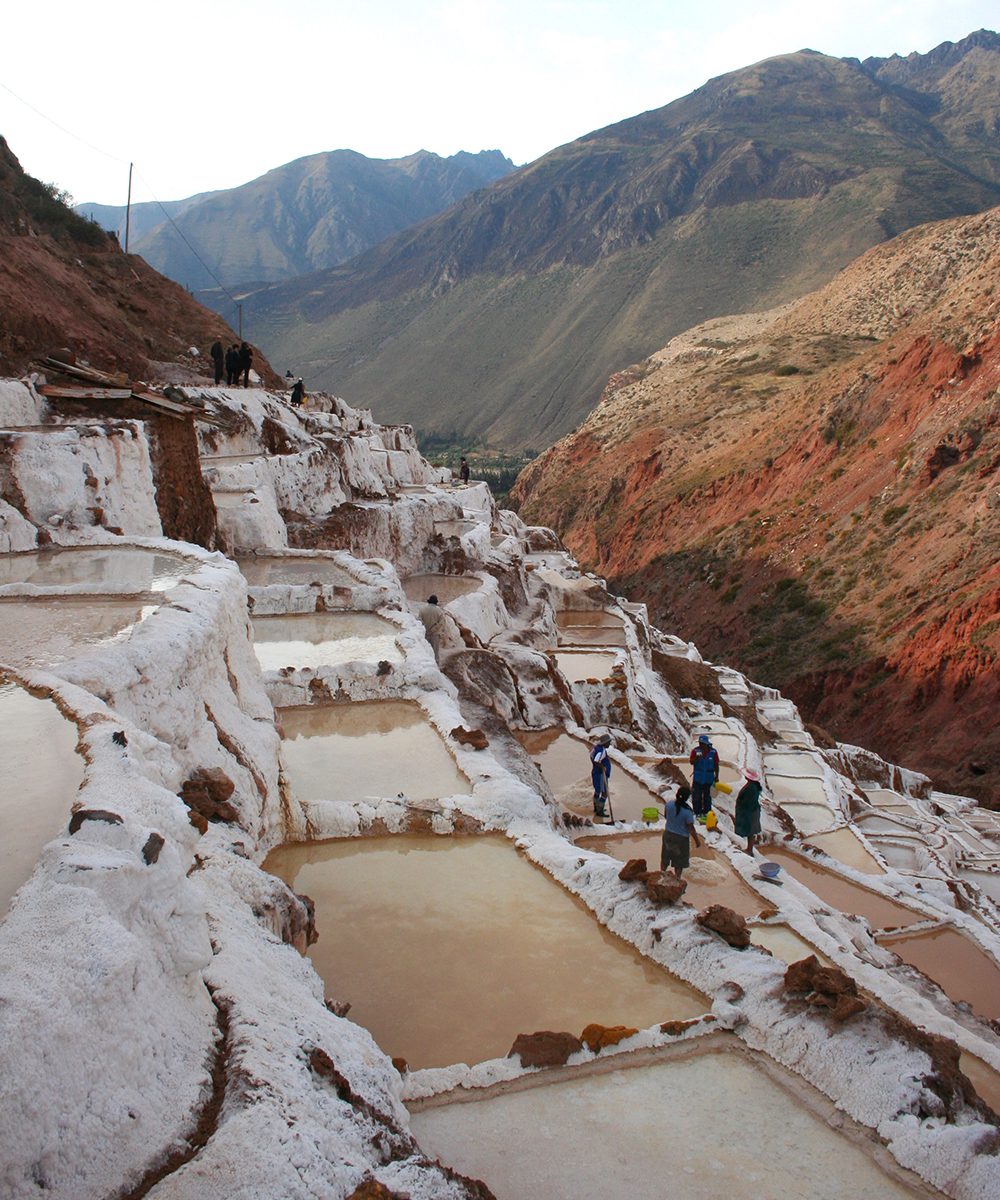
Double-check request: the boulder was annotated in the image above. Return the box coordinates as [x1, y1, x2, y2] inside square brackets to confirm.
[67, 808, 123, 835]
[618, 857, 648, 881]
[696, 904, 751, 948]
[141, 832, 165, 865]
[181, 766, 239, 823]
[643, 870, 687, 905]
[785, 955, 867, 1021]
[580, 1023, 638, 1052]
[450, 726, 489, 750]
[509, 1030, 583, 1068]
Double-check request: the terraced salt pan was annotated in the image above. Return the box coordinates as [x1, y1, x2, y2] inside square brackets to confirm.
[869, 840, 925, 872]
[0, 547, 191, 593]
[553, 652, 618, 682]
[0, 677, 83, 914]
[806, 828, 885, 875]
[251, 612, 401, 671]
[960, 1054, 1000, 1116]
[576, 833, 769, 919]
[0, 599, 157, 669]
[766, 775, 829, 805]
[782, 803, 838, 835]
[237, 555, 356, 587]
[556, 610, 624, 629]
[863, 787, 911, 807]
[749, 923, 829, 964]
[879, 925, 1000, 1020]
[403, 574, 480, 604]
[557, 625, 628, 647]
[409, 1051, 920, 1200]
[958, 868, 1000, 906]
[265, 835, 706, 1068]
[763, 848, 921, 929]
[695, 732, 742, 763]
[278, 700, 470, 804]
[763, 751, 825, 777]
[857, 812, 928, 835]
[516, 729, 662, 822]
[433, 520, 477, 538]
[211, 491, 252, 508]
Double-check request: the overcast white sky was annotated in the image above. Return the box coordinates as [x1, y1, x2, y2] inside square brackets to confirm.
[2, 1, 997, 207]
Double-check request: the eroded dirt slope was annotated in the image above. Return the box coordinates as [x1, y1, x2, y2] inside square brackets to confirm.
[515, 206, 1000, 805]
[0, 137, 276, 384]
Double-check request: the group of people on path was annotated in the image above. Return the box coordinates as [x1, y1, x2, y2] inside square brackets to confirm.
[661, 732, 762, 876]
[209, 339, 253, 387]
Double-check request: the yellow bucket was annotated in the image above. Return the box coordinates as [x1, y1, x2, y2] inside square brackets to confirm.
[642, 807, 660, 823]
[713, 781, 732, 795]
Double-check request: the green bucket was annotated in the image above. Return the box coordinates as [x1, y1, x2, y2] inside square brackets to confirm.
[642, 806, 660, 823]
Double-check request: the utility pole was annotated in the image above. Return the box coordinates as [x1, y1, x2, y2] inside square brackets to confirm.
[124, 162, 133, 253]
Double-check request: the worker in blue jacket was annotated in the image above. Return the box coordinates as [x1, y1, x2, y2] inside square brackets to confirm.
[590, 732, 612, 818]
[689, 734, 719, 821]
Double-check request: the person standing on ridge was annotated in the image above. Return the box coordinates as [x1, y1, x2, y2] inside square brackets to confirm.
[661, 784, 701, 879]
[734, 769, 763, 856]
[689, 733, 719, 822]
[225, 343, 239, 386]
[238, 341, 253, 388]
[590, 732, 612, 818]
[290, 378, 305, 407]
[459, 456, 470, 484]
[210, 338, 224, 385]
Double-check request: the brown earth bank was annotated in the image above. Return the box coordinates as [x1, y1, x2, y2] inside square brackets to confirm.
[0, 137, 278, 386]
[514, 206, 1000, 806]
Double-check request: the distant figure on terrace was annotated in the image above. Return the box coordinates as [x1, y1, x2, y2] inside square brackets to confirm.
[290, 378, 305, 407]
[661, 785, 701, 879]
[590, 732, 612, 818]
[459, 456, 470, 483]
[225, 343, 239, 386]
[238, 341, 253, 387]
[689, 733, 719, 821]
[210, 338, 224, 385]
[416, 593, 462, 660]
[734, 769, 763, 856]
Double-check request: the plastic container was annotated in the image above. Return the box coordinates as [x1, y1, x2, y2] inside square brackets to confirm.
[641, 807, 660, 823]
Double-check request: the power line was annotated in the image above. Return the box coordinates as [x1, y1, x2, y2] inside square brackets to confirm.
[3, 81, 243, 325]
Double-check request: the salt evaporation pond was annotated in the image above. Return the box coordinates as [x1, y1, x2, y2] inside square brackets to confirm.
[763, 751, 825, 777]
[782, 803, 838, 835]
[960, 1053, 1000, 1116]
[556, 610, 627, 647]
[766, 775, 829, 805]
[251, 612, 401, 671]
[879, 925, 1000, 1021]
[0, 599, 157, 669]
[516, 729, 662, 822]
[764, 847, 921, 929]
[278, 700, 470, 804]
[403, 574, 480, 604]
[238, 556, 356, 587]
[0, 677, 83, 915]
[806, 828, 885, 874]
[576, 833, 768, 919]
[0, 547, 192, 593]
[553, 652, 618, 682]
[410, 1050, 921, 1200]
[265, 835, 706, 1068]
[749, 923, 829, 964]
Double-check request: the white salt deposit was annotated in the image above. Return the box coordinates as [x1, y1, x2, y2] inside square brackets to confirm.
[252, 612, 401, 670]
[410, 1051, 922, 1200]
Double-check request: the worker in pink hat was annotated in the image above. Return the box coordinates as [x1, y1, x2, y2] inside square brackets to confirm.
[734, 768, 763, 856]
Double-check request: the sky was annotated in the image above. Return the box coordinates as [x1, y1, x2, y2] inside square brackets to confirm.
[2, 0, 997, 208]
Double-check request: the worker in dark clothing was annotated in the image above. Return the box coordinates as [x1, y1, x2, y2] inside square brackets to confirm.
[225, 344, 239, 386]
[210, 339, 224, 385]
[689, 734, 720, 821]
[290, 378, 305, 407]
[238, 342, 253, 388]
[459, 456, 470, 483]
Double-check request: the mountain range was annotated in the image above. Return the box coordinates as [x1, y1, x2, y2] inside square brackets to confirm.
[513, 203, 1000, 805]
[242, 30, 1000, 448]
[76, 148, 514, 300]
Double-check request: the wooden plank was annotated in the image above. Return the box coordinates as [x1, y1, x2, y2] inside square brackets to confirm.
[38, 385, 133, 400]
[130, 388, 194, 415]
[40, 358, 127, 386]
